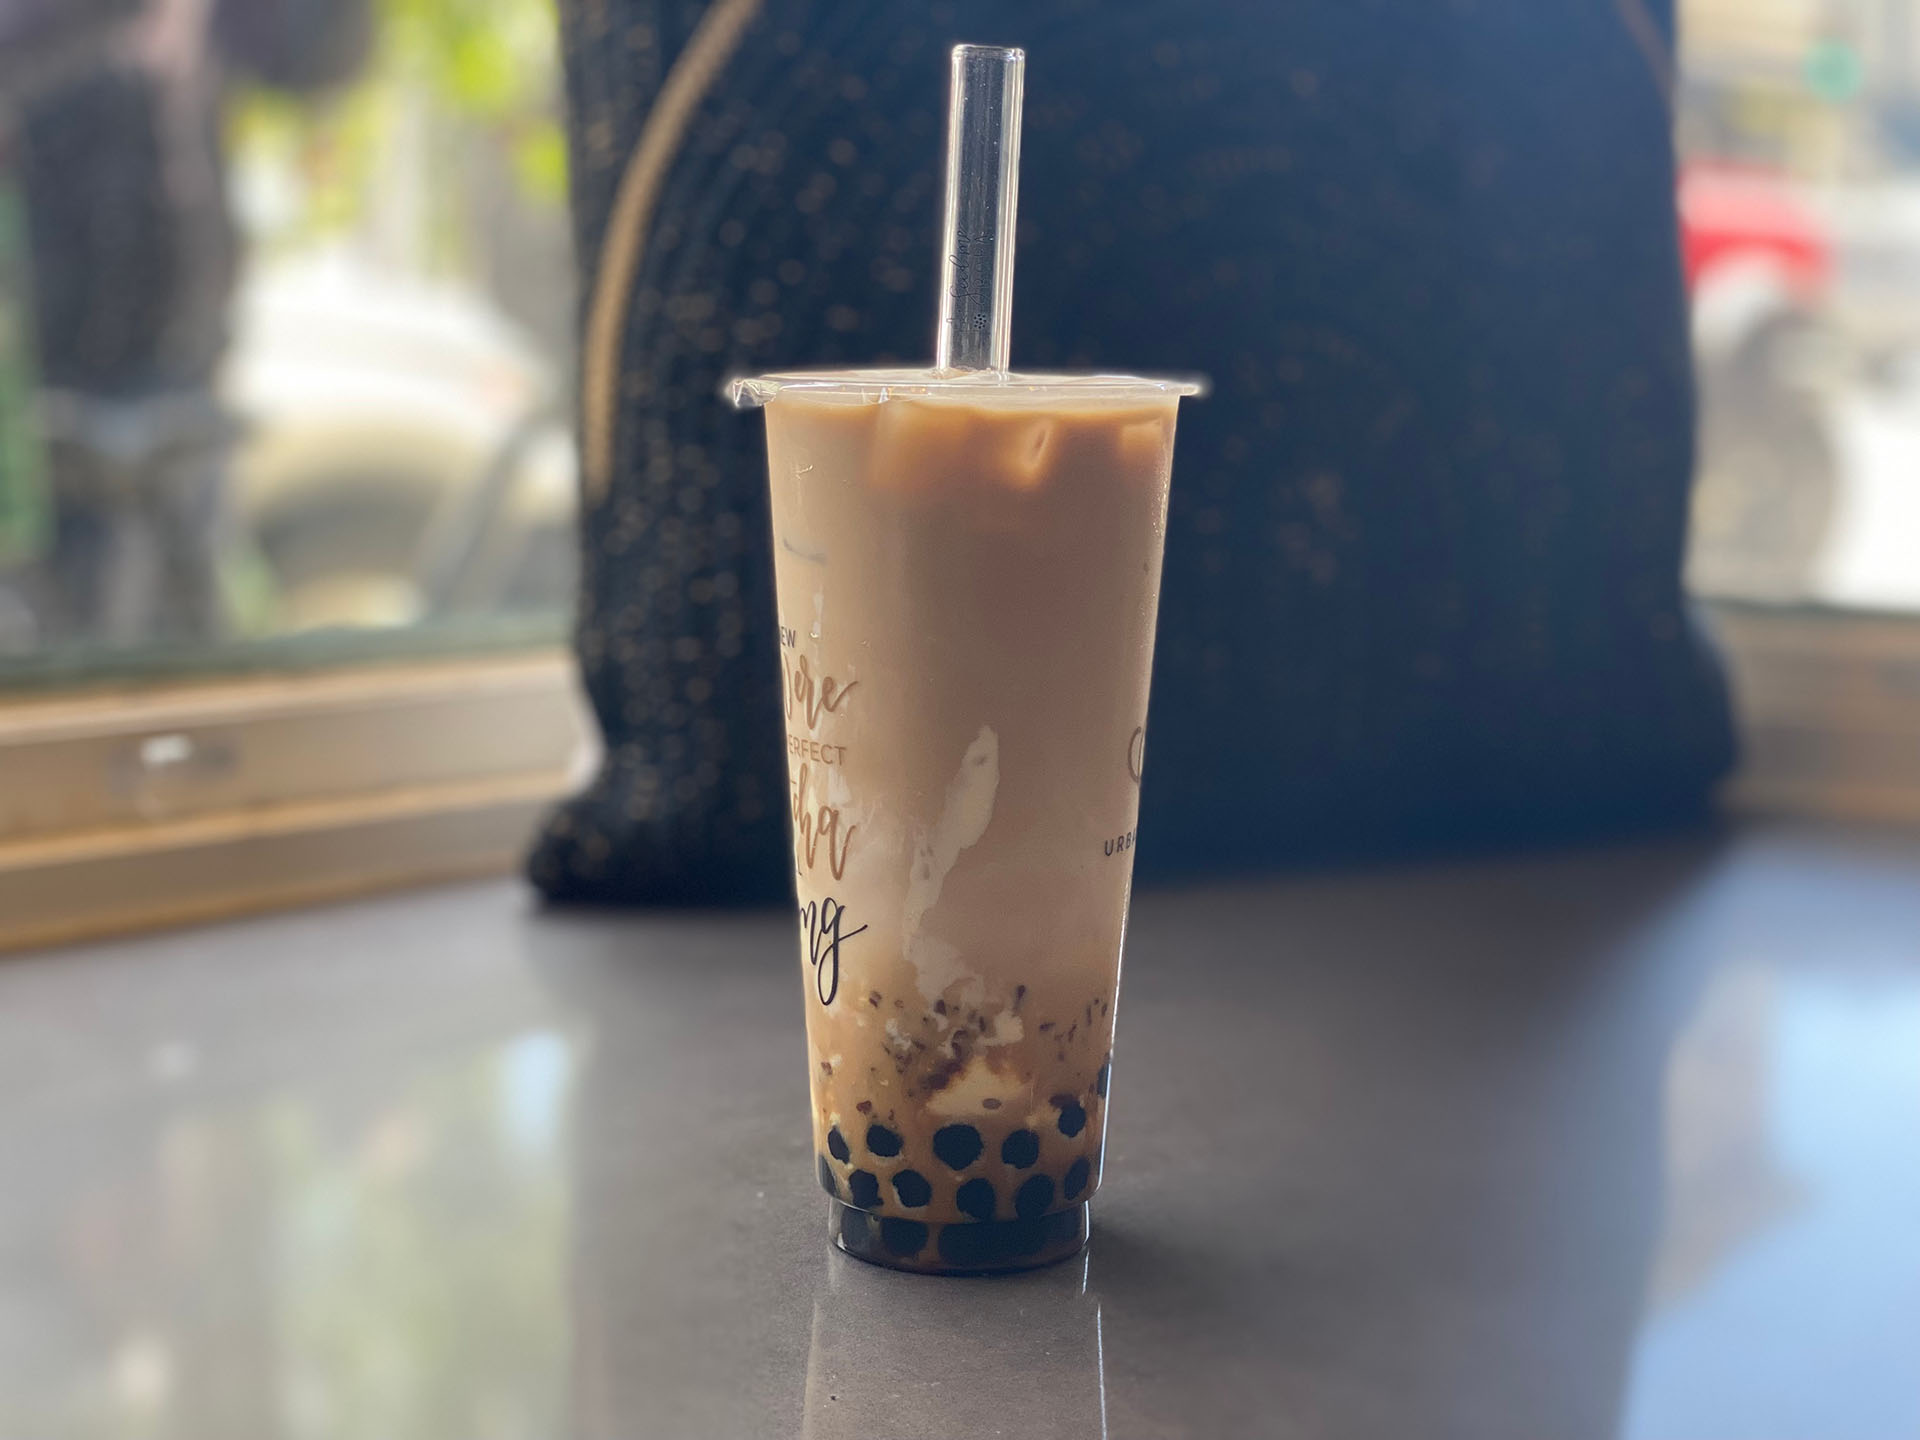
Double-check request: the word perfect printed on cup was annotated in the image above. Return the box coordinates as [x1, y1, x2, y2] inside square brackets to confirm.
[789, 734, 849, 765]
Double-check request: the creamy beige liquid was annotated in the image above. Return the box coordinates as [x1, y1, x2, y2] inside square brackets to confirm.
[763, 378, 1178, 1261]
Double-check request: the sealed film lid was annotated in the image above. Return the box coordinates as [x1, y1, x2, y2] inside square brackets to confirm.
[728, 368, 1206, 409]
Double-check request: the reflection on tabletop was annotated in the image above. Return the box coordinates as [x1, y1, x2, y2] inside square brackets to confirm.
[803, 1250, 1106, 1440]
[0, 825, 1916, 1437]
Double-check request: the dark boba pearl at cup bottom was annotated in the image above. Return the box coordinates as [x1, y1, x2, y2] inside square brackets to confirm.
[866, 1123, 903, 1157]
[839, 1202, 870, 1252]
[932, 1207, 1084, 1271]
[1015, 1173, 1055, 1219]
[956, 1177, 997, 1221]
[818, 1154, 838, 1199]
[1056, 1101, 1087, 1138]
[939, 1218, 1046, 1268]
[827, 1126, 850, 1162]
[848, 1170, 881, 1209]
[833, 1199, 1088, 1274]
[880, 1217, 929, 1257]
[933, 1123, 984, 1171]
[893, 1169, 932, 1207]
[1001, 1129, 1040, 1168]
[1064, 1155, 1090, 1201]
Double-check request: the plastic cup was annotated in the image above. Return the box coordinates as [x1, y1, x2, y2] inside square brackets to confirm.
[732, 45, 1201, 1272]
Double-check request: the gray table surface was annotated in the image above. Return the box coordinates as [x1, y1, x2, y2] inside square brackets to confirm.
[2, 818, 1917, 1440]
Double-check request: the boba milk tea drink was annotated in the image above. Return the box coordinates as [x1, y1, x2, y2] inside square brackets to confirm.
[734, 45, 1199, 1272]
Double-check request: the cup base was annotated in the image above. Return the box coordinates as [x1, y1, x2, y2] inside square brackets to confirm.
[829, 1199, 1090, 1275]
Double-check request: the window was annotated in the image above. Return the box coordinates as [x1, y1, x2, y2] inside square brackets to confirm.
[3, 0, 1914, 949]
[0, 0, 576, 667]
[1680, 0, 1920, 819]
[0, 0, 587, 948]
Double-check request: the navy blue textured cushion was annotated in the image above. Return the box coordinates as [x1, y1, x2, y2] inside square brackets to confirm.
[530, 0, 1734, 903]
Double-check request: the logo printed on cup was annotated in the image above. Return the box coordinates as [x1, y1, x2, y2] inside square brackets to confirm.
[800, 896, 867, 1007]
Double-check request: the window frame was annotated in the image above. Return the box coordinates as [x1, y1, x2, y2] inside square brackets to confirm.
[1, 604, 1911, 954]
[0, 648, 589, 953]
[1712, 601, 1920, 824]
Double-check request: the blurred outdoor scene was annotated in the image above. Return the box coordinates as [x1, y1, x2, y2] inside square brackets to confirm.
[1683, 0, 1920, 609]
[0, 0, 575, 675]
[1, 0, 1918, 684]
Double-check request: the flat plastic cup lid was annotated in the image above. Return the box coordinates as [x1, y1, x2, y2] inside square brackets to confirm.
[729, 369, 1206, 409]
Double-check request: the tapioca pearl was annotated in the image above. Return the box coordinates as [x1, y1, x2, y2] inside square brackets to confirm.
[1096, 1059, 1111, 1098]
[818, 1155, 839, 1199]
[838, 1204, 870, 1251]
[848, 1170, 881, 1209]
[1000, 1129, 1040, 1168]
[827, 1125, 850, 1162]
[893, 1169, 932, 1207]
[1063, 1156, 1090, 1201]
[956, 1177, 996, 1221]
[1056, 1101, 1087, 1138]
[933, 1210, 1077, 1269]
[880, 1217, 929, 1257]
[937, 1219, 1006, 1269]
[866, 1123, 903, 1157]
[1015, 1173, 1055, 1220]
[1010, 1220, 1050, 1259]
[933, 1123, 983, 1171]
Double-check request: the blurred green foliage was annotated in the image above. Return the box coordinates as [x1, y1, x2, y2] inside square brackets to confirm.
[382, 0, 564, 157]
[229, 0, 566, 264]
[0, 176, 49, 567]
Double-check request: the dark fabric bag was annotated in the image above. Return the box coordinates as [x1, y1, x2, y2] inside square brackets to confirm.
[531, 0, 1734, 904]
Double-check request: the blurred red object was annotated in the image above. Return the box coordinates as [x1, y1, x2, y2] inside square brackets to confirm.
[1678, 161, 1832, 302]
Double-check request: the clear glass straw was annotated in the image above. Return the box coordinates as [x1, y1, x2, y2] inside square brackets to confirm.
[935, 45, 1025, 374]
